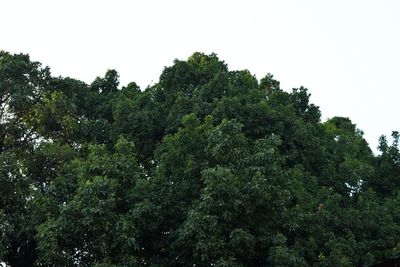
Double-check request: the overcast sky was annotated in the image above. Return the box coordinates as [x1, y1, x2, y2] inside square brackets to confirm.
[1, 0, 399, 153]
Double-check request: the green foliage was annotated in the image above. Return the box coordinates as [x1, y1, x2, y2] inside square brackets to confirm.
[1, 50, 399, 266]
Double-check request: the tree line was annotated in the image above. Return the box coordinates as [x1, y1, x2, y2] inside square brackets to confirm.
[1, 51, 399, 266]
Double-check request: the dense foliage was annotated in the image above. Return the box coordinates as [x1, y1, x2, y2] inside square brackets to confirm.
[1, 51, 399, 267]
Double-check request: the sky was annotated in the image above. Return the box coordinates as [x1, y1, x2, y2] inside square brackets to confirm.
[1, 0, 399, 153]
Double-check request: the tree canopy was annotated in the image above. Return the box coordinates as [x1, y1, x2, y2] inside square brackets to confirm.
[1, 51, 399, 266]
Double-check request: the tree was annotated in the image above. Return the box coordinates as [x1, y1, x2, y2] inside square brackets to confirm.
[1, 50, 399, 266]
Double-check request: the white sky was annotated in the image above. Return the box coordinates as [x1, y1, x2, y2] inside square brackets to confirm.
[1, 0, 399, 153]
